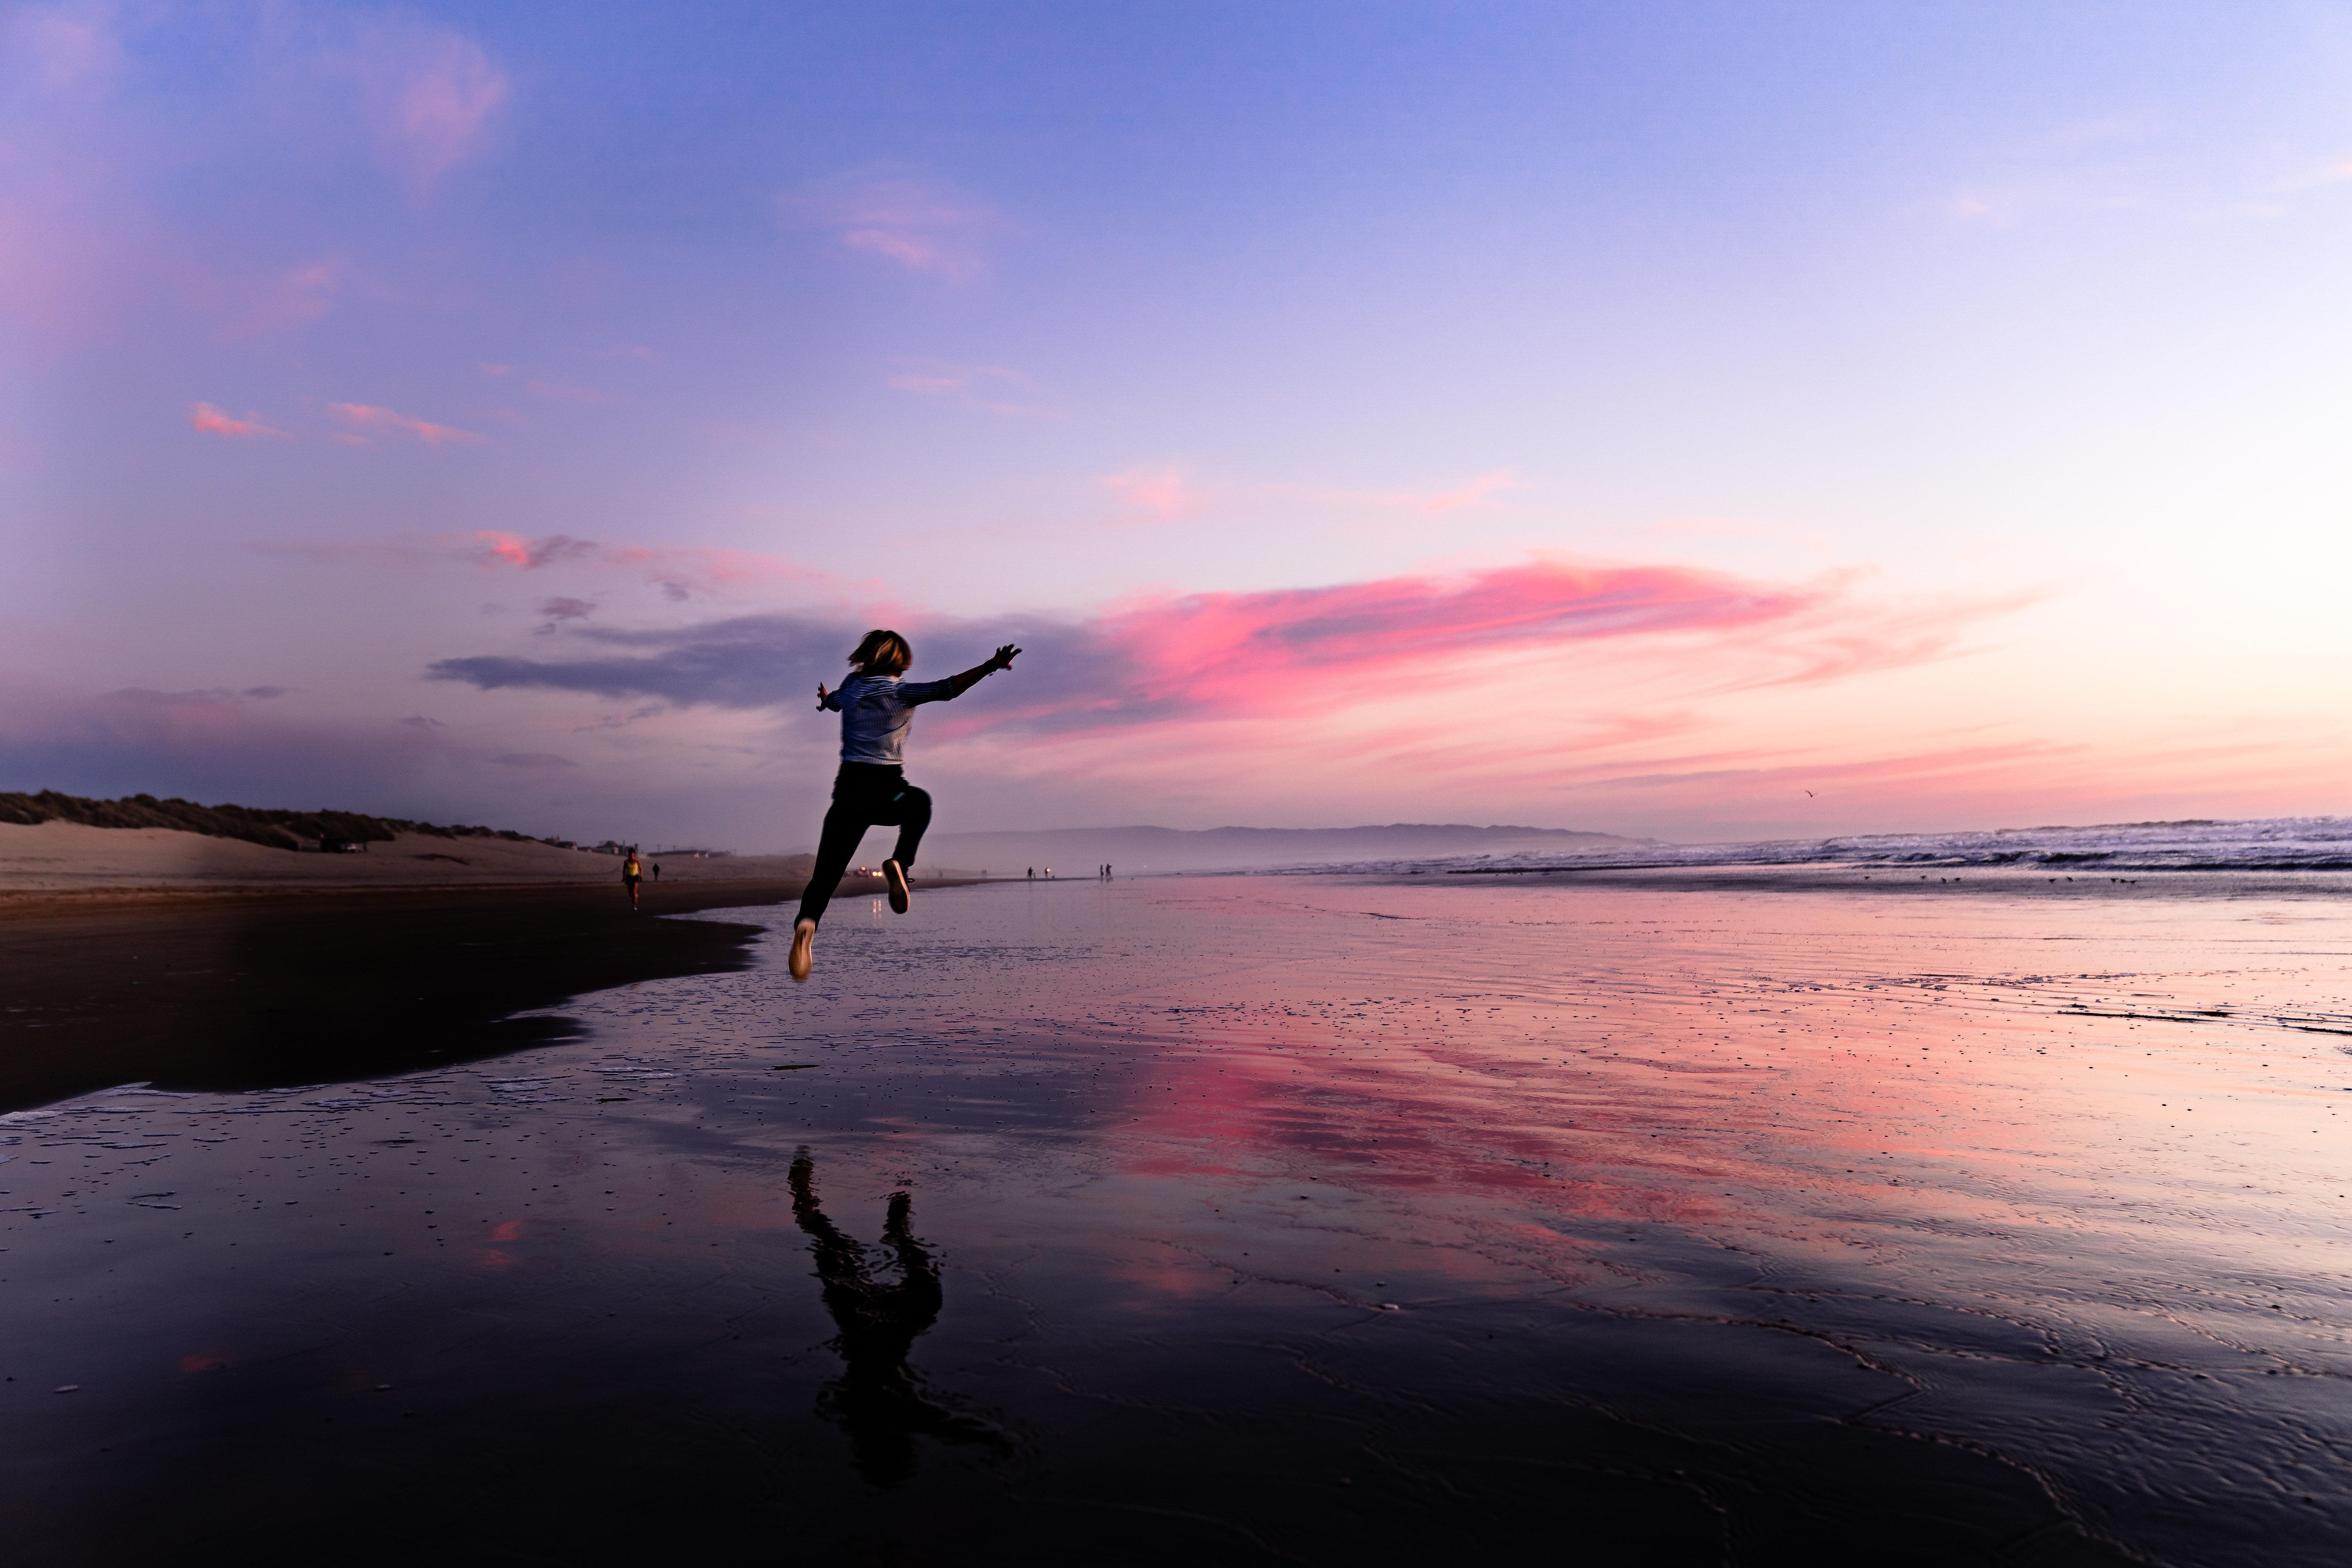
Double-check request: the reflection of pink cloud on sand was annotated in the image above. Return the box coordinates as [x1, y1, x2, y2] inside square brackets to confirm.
[190, 403, 287, 439]
[327, 402, 484, 445]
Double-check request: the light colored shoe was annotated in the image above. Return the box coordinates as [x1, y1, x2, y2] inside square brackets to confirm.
[788, 918, 816, 981]
[883, 859, 911, 914]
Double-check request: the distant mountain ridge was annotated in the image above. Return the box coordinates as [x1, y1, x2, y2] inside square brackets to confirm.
[923, 822, 1641, 874]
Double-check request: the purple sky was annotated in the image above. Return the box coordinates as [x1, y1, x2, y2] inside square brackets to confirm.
[8, 2, 2351, 850]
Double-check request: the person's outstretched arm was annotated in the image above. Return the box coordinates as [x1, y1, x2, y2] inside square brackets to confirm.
[913, 644, 1020, 703]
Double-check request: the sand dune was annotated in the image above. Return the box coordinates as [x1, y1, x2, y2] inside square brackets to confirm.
[0, 820, 817, 897]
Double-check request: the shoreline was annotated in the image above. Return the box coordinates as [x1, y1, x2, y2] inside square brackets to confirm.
[0, 873, 977, 1114]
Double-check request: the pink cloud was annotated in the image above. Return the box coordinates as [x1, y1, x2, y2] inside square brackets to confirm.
[1087, 558, 1827, 715]
[10, 7, 121, 91]
[887, 361, 1062, 418]
[254, 531, 858, 603]
[366, 29, 509, 194]
[327, 402, 484, 446]
[1288, 469, 1529, 516]
[460, 532, 598, 569]
[1417, 468, 1524, 514]
[525, 379, 609, 405]
[786, 175, 995, 281]
[190, 402, 288, 440]
[1103, 466, 1202, 520]
[232, 254, 347, 336]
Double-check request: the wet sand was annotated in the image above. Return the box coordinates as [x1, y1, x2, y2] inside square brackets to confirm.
[0, 870, 983, 1110]
[7, 874, 2352, 1564]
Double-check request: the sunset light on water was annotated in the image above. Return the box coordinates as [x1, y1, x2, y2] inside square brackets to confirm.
[12, 876, 2352, 1562]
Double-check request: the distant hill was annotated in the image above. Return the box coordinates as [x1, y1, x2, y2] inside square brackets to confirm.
[0, 790, 551, 854]
[924, 823, 1644, 875]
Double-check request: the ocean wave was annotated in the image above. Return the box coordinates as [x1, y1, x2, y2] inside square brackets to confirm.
[1259, 816, 2352, 877]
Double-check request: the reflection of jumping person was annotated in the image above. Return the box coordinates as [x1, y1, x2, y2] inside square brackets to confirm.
[621, 847, 642, 910]
[787, 630, 1021, 982]
[788, 1150, 1009, 1486]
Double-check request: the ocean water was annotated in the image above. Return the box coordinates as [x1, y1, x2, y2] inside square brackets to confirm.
[1279, 813, 2352, 876]
[7, 874, 2352, 1564]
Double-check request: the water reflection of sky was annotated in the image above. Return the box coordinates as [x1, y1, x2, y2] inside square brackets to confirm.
[6, 876, 2352, 1564]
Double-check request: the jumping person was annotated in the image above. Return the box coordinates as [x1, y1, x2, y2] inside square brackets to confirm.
[788, 630, 1021, 981]
[622, 846, 642, 910]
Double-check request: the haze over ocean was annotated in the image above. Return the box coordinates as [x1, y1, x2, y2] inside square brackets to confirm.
[8, 2, 2352, 849]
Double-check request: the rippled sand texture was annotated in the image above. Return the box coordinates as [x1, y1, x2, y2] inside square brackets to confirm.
[7, 876, 2352, 1565]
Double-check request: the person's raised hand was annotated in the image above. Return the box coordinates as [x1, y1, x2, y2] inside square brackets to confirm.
[815, 682, 830, 708]
[993, 643, 1022, 670]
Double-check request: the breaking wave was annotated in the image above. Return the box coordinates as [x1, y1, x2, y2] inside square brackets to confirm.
[1270, 816, 2352, 876]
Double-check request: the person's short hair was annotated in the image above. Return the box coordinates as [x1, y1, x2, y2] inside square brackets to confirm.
[848, 629, 912, 674]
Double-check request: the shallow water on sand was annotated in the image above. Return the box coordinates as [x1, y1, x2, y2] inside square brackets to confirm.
[8, 875, 2352, 1565]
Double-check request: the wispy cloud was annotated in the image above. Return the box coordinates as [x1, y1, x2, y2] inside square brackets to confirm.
[253, 530, 849, 605]
[190, 402, 289, 440]
[1103, 466, 1202, 520]
[785, 173, 997, 281]
[525, 379, 610, 405]
[326, 402, 485, 446]
[534, 596, 594, 635]
[234, 255, 346, 335]
[2267, 153, 2352, 196]
[886, 361, 1061, 418]
[359, 26, 509, 195]
[8, 5, 121, 92]
[1414, 469, 1524, 515]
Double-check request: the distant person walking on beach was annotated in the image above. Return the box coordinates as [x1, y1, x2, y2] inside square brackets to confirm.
[622, 847, 642, 910]
[789, 630, 1022, 981]
[652, 861, 660, 882]
[1027, 867, 1034, 881]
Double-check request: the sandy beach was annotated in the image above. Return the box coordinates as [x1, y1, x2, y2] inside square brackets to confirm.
[9, 870, 2352, 1564]
[0, 819, 825, 898]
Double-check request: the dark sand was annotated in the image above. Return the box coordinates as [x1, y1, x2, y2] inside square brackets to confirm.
[0, 878, 878, 1111]
[7, 872, 2352, 1564]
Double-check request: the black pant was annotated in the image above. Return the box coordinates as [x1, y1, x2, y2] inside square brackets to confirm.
[797, 763, 932, 926]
